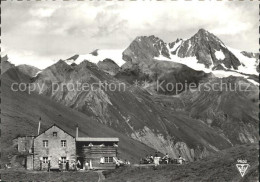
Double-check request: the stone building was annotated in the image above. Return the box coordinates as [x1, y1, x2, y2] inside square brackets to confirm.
[33, 124, 76, 170]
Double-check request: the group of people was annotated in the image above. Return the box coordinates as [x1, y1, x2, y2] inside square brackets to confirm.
[177, 155, 186, 165]
[141, 153, 168, 164]
[161, 153, 170, 164]
[115, 158, 131, 167]
[143, 154, 155, 164]
[39, 159, 71, 171]
[161, 153, 186, 164]
[141, 153, 186, 166]
[75, 159, 93, 170]
[58, 160, 70, 171]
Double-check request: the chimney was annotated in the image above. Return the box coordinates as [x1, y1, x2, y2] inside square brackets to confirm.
[37, 117, 41, 135]
[76, 125, 79, 138]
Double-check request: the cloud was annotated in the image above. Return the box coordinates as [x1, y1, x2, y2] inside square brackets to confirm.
[2, 1, 258, 69]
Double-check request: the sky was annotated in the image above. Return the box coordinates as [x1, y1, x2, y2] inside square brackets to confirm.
[2, 1, 258, 69]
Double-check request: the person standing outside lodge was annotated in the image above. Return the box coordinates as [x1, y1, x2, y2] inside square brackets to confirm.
[72, 160, 76, 171]
[59, 160, 63, 171]
[150, 154, 154, 161]
[153, 154, 160, 170]
[66, 160, 69, 171]
[178, 155, 185, 164]
[163, 153, 169, 164]
[76, 159, 81, 170]
[40, 159, 42, 171]
[48, 161, 51, 172]
[85, 161, 89, 170]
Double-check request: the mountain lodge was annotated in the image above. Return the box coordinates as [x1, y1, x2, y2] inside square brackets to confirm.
[16, 124, 119, 171]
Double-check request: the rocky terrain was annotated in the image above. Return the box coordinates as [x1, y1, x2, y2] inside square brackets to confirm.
[1, 55, 15, 73]
[154, 76, 259, 145]
[16, 64, 41, 77]
[97, 58, 120, 75]
[241, 51, 259, 60]
[1, 56, 41, 77]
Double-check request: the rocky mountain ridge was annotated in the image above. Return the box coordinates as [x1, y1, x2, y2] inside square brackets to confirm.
[1, 56, 41, 77]
[1, 55, 15, 73]
[171, 29, 241, 70]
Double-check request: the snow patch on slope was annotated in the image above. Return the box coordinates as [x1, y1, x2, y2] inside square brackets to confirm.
[154, 53, 259, 85]
[247, 79, 259, 86]
[215, 50, 225, 60]
[65, 59, 75, 65]
[155, 55, 212, 73]
[227, 47, 258, 75]
[66, 50, 125, 67]
[33, 71, 42, 77]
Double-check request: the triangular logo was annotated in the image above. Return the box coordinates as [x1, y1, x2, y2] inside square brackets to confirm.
[236, 164, 249, 177]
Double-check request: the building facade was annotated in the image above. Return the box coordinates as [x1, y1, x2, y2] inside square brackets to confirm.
[76, 137, 119, 170]
[17, 136, 34, 153]
[33, 125, 76, 170]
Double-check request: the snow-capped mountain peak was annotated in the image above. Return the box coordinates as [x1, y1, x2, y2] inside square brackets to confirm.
[122, 29, 259, 85]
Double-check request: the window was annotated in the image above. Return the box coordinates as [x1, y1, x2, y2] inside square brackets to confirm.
[43, 157, 48, 163]
[61, 140, 66, 147]
[53, 132, 57, 137]
[61, 157, 67, 164]
[104, 157, 113, 163]
[43, 140, 48, 148]
[109, 157, 113, 163]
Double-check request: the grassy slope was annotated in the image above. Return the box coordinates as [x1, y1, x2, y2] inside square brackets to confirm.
[1, 170, 99, 182]
[104, 143, 258, 182]
[1, 74, 157, 167]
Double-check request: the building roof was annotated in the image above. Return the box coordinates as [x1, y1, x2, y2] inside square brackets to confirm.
[12, 135, 36, 140]
[35, 124, 75, 139]
[76, 137, 119, 142]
